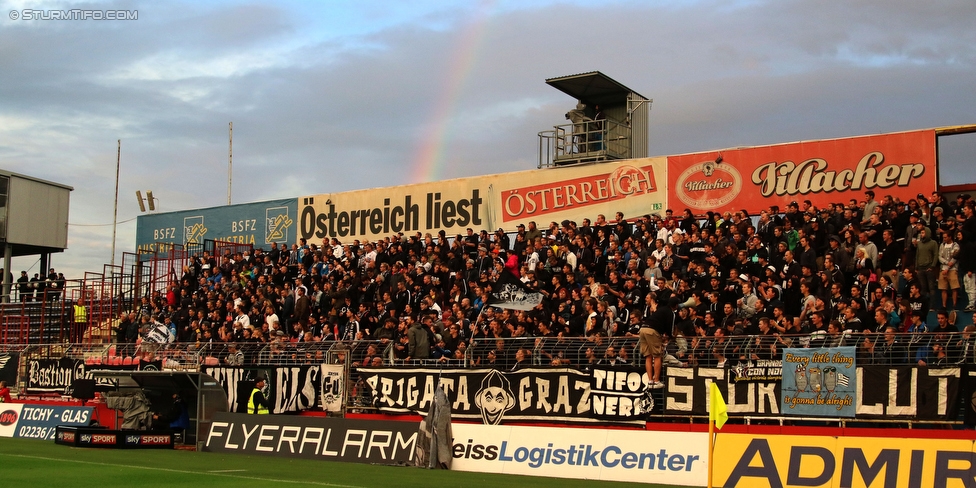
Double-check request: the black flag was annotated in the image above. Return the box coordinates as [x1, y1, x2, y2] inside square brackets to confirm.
[486, 271, 543, 311]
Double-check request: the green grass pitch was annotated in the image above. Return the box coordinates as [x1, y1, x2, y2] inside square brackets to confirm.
[0, 437, 694, 488]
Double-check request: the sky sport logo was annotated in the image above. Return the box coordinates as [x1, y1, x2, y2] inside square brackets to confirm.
[9, 9, 138, 20]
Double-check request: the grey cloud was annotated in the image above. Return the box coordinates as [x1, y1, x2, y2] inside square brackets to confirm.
[1, 0, 974, 277]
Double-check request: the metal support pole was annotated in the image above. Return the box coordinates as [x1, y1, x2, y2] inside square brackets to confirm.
[228, 122, 233, 205]
[111, 139, 120, 268]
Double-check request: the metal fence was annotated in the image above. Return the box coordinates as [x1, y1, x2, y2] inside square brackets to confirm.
[5, 330, 974, 370]
[3, 331, 972, 425]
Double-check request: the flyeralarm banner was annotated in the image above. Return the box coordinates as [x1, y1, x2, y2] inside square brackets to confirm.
[667, 129, 937, 215]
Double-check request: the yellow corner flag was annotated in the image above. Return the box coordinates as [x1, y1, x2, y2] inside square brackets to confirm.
[709, 382, 728, 430]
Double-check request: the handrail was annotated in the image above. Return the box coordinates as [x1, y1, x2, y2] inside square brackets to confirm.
[5, 330, 972, 368]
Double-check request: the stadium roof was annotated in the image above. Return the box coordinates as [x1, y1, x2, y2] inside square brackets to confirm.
[545, 71, 649, 106]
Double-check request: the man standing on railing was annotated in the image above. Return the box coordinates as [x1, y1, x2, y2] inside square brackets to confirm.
[640, 293, 696, 391]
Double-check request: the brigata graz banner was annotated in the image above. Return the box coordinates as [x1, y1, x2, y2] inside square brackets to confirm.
[360, 366, 654, 426]
[665, 365, 961, 420]
[202, 412, 417, 465]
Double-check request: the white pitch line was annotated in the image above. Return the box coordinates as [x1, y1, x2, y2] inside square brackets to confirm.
[0, 453, 365, 488]
[209, 469, 247, 473]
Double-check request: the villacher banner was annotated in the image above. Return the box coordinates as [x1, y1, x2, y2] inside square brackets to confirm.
[358, 366, 646, 426]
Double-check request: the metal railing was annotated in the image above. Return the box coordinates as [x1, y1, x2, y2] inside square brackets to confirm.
[4, 331, 972, 425]
[539, 117, 631, 168]
[4, 331, 973, 370]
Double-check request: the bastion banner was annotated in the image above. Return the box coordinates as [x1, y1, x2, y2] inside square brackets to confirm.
[24, 358, 162, 393]
[298, 158, 668, 242]
[667, 129, 937, 216]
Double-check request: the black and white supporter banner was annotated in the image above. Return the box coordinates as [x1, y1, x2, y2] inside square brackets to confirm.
[357, 367, 640, 425]
[25, 358, 160, 393]
[320, 364, 344, 413]
[0, 353, 18, 387]
[856, 366, 960, 419]
[203, 365, 323, 414]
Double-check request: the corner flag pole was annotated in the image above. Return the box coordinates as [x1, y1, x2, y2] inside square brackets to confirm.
[708, 409, 715, 488]
[708, 382, 728, 488]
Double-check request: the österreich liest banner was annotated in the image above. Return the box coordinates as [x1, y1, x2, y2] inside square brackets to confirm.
[667, 129, 936, 216]
[298, 158, 667, 241]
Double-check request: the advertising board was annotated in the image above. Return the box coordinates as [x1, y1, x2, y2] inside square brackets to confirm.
[298, 158, 668, 242]
[1, 404, 93, 441]
[714, 433, 976, 488]
[667, 130, 937, 216]
[202, 412, 417, 465]
[135, 198, 297, 254]
[451, 423, 707, 486]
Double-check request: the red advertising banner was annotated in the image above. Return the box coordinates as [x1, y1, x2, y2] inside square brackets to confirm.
[497, 160, 664, 223]
[667, 130, 937, 215]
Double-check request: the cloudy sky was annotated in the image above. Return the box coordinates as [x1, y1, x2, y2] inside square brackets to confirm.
[1, 0, 974, 278]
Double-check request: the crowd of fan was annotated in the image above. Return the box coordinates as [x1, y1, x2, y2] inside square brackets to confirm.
[116, 190, 976, 369]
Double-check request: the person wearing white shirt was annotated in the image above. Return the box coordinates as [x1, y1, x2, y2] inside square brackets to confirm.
[264, 305, 280, 332]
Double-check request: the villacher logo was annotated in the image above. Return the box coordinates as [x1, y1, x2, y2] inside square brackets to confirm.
[674, 160, 741, 210]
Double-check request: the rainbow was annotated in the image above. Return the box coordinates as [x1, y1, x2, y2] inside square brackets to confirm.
[411, 1, 496, 183]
